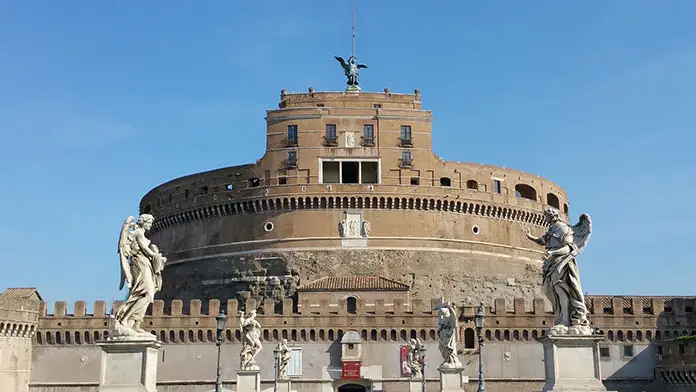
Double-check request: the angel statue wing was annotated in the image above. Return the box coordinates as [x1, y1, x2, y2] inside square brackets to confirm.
[571, 213, 592, 256]
[415, 337, 423, 349]
[118, 216, 135, 290]
[357, 63, 368, 69]
[334, 56, 348, 71]
[450, 303, 459, 342]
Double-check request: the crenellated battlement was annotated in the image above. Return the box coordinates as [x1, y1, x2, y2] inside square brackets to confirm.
[39, 295, 696, 319]
[33, 295, 696, 348]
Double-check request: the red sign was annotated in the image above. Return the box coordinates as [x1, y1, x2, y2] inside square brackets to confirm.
[342, 361, 361, 380]
[400, 345, 412, 378]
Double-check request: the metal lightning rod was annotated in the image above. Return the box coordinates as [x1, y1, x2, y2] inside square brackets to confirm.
[351, 0, 356, 59]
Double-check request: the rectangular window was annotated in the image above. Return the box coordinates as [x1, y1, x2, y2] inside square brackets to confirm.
[372, 103, 382, 109]
[400, 125, 412, 141]
[361, 161, 379, 184]
[322, 161, 340, 183]
[410, 177, 420, 185]
[363, 124, 374, 146]
[325, 124, 337, 145]
[599, 346, 610, 359]
[320, 160, 380, 184]
[287, 125, 298, 145]
[287, 347, 302, 377]
[401, 151, 412, 167]
[622, 344, 634, 358]
[278, 177, 287, 185]
[493, 180, 501, 194]
[287, 151, 297, 167]
[341, 161, 359, 184]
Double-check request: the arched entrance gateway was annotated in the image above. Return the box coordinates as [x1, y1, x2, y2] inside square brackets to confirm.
[337, 383, 368, 392]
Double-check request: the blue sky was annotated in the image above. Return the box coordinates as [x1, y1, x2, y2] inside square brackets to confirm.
[1, 1, 695, 310]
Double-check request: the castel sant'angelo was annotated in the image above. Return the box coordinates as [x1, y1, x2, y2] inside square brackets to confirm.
[2, 35, 696, 392]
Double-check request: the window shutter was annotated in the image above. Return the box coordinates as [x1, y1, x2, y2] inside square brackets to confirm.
[287, 348, 302, 377]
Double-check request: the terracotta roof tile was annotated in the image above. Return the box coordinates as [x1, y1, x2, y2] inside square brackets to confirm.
[298, 276, 409, 292]
[0, 288, 43, 301]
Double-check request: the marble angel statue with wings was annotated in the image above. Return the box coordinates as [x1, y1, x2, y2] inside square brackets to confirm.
[239, 309, 263, 369]
[437, 301, 462, 368]
[114, 214, 167, 338]
[406, 337, 424, 378]
[525, 207, 593, 335]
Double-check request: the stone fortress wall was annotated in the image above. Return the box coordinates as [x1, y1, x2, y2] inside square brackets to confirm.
[29, 295, 696, 392]
[138, 89, 572, 304]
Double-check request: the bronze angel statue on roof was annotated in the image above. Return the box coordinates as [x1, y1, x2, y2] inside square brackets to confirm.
[335, 55, 367, 90]
[525, 207, 593, 336]
[114, 214, 167, 339]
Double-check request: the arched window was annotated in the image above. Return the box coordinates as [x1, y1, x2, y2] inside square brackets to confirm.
[546, 193, 560, 208]
[466, 180, 478, 190]
[514, 184, 537, 201]
[563, 203, 569, 214]
[346, 297, 357, 314]
[464, 328, 475, 349]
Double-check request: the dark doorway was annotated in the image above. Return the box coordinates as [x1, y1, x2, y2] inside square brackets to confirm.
[338, 384, 368, 392]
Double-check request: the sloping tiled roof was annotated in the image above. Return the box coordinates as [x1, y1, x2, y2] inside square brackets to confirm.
[0, 287, 43, 301]
[298, 276, 410, 292]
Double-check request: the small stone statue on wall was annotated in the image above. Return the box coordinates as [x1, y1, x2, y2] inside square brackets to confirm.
[338, 219, 346, 237]
[114, 214, 167, 339]
[239, 309, 263, 369]
[525, 207, 593, 335]
[437, 302, 462, 368]
[361, 220, 371, 237]
[278, 338, 290, 379]
[407, 337, 424, 379]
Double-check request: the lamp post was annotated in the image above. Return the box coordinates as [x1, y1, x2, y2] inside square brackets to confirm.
[419, 345, 427, 392]
[475, 302, 485, 392]
[215, 310, 227, 392]
[273, 344, 280, 392]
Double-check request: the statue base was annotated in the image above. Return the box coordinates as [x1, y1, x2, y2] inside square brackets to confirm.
[345, 85, 361, 93]
[408, 379, 423, 392]
[538, 334, 613, 392]
[236, 369, 262, 392]
[277, 378, 294, 392]
[438, 366, 466, 392]
[96, 338, 162, 392]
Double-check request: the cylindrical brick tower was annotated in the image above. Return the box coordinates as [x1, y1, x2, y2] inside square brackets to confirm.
[140, 88, 569, 306]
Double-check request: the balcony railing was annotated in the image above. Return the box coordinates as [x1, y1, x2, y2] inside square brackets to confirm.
[361, 137, 375, 147]
[323, 136, 338, 147]
[285, 159, 298, 169]
[285, 138, 298, 147]
[399, 137, 413, 147]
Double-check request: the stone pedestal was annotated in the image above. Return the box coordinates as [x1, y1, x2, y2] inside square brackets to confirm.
[236, 369, 261, 392]
[538, 334, 613, 392]
[408, 379, 423, 392]
[277, 378, 293, 392]
[439, 366, 466, 392]
[97, 338, 162, 392]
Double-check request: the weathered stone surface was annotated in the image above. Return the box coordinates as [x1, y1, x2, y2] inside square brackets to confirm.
[156, 250, 543, 306]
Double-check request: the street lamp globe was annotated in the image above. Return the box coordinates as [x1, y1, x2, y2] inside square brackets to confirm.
[216, 311, 227, 334]
[475, 302, 484, 330]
